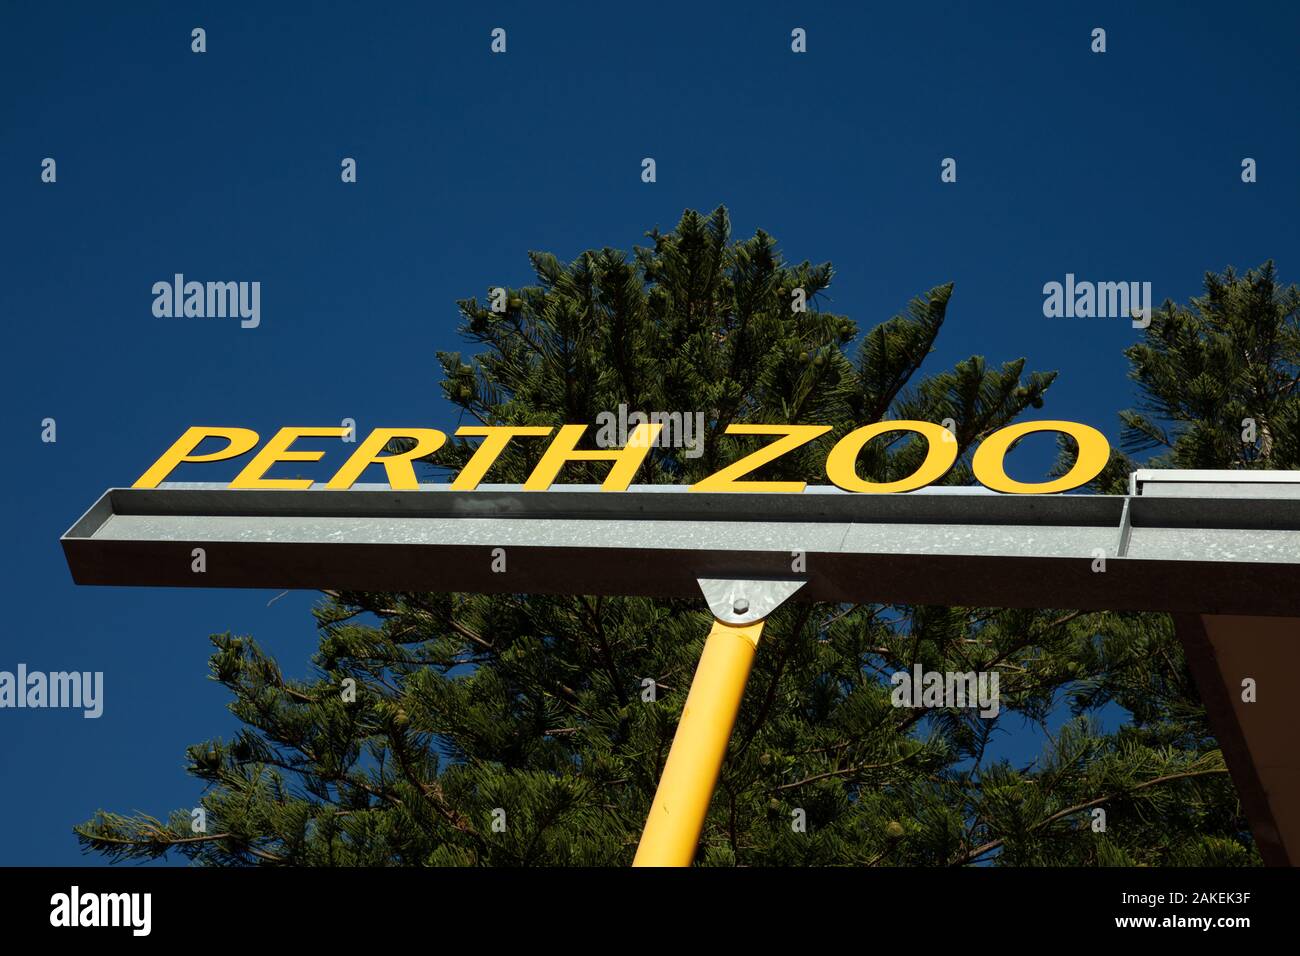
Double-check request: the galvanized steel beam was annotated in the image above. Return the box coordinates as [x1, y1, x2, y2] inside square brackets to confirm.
[61, 482, 1300, 614]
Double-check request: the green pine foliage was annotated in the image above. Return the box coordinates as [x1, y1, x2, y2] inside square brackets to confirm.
[77, 208, 1283, 866]
[1072, 260, 1300, 493]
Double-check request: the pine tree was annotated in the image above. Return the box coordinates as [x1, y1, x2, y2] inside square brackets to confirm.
[1116, 260, 1299, 474]
[76, 210, 1279, 866]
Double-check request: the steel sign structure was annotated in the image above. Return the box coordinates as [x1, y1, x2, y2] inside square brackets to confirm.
[62, 471, 1300, 865]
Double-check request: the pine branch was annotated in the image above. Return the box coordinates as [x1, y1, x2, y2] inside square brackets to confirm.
[950, 767, 1230, 866]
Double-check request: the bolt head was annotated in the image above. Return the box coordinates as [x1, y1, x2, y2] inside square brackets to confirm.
[733, 598, 750, 615]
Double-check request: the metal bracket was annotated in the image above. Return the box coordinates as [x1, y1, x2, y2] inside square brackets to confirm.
[697, 577, 807, 625]
[1115, 495, 1133, 558]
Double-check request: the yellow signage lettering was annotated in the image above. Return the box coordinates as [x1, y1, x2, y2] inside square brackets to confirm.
[450, 426, 555, 490]
[690, 424, 831, 493]
[825, 420, 958, 493]
[230, 427, 349, 490]
[523, 423, 662, 491]
[133, 419, 1115, 496]
[326, 428, 448, 490]
[133, 426, 261, 489]
[971, 420, 1110, 494]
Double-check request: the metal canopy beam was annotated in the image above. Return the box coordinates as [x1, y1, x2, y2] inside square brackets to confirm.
[61, 483, 1300, 614]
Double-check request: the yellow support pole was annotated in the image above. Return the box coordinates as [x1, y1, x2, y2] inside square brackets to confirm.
[633, 617, 765, 867]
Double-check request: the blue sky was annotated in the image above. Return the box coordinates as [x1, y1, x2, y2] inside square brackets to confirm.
[0, 1, 1296, 865]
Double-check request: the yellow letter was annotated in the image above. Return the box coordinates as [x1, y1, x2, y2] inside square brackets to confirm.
[825, 420, 957, 493]
[230, 427, 348, 490]
[972, 420, 1110, 494]
[326, 428, 448, 490]
[450, 426, 554, 490]
[133, 426, 261, 488]
[523, 423, 662, 490]
[690, 424, 831, 493]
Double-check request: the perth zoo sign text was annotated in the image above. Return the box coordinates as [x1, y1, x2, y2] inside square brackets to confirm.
[132, 420, 1111, 495]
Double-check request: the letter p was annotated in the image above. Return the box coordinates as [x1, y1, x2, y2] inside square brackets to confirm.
[133, 426, 261, 488]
